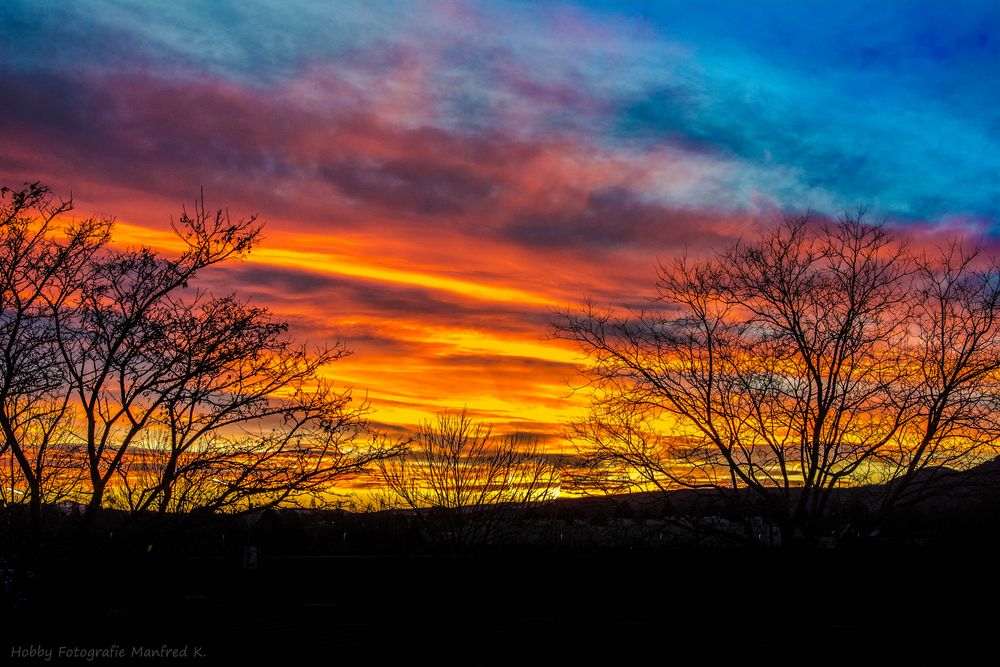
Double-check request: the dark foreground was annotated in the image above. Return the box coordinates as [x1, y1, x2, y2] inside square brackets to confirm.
[3, 542, 998, 664]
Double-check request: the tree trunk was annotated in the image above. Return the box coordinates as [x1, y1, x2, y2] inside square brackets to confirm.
[27, 481, 41, 531]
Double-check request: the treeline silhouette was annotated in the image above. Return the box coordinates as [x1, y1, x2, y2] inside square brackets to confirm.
[2, 183, 999, 556]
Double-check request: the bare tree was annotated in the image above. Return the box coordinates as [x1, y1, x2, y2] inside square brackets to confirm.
[378, 410, 559, 549]
[555, 212, 1000, 544]
[50, 195, 264, 517]
[105, 293, 396, 516]
[0, 182, 400, 528]
[0, 183, 110, 525]
[879, 241, 1000, 512]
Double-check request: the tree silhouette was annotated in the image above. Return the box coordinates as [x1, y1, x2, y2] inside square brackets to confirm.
[0, 183, 398, 528]
[377, 409, 559, 549]
[555, 212, 1000, 544]
[0, 183, 111, 526]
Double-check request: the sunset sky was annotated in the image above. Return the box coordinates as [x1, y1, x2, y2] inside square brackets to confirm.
[2, 0, 998, 445]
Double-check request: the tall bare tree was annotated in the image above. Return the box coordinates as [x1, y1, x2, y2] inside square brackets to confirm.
[50, 195, 263, 516]
[378, 410, 559, 549]
[0, 183, 110, 525]
[555, 212, 1000, 543]
[0, 183, 399, 528]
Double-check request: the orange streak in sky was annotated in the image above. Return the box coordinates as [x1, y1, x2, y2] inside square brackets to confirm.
[115, 222, 553, 306]
[110, 220, 592, 437]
